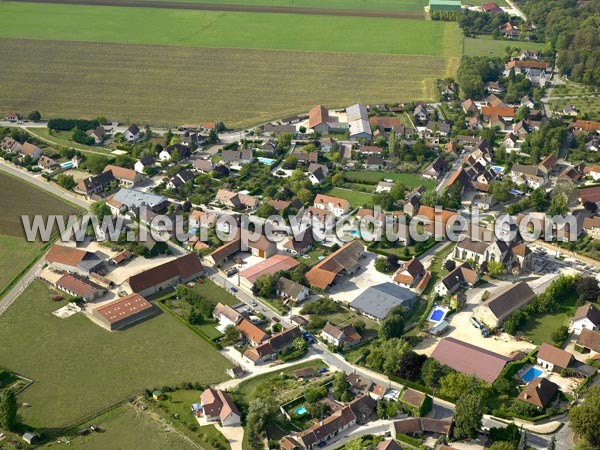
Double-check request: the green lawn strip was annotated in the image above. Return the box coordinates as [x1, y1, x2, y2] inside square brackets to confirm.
[463, 35, 546, 57]
[188, 279, 240, 307]
[326, 187, 374, 208]
[343, 171, 436, 190]
[520, 293, 582, 345]
[27, 128, 114, 155]
[0, 280, 231, 430]
[43, 404, 198, 450]
[0, 234, 43, 296]
[0, 3, 459, 57]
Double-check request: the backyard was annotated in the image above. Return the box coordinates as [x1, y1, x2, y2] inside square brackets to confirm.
[343, 171, 436, 190]
[326, 187, 375, 208]
[0, 281, 232, 429]
[520, 293, 582, 345]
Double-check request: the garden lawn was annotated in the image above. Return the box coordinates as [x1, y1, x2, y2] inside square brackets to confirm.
[326, 187, 374, 208]
[44, 405, 197, 450]
[188, 279, 240, 306]
[27, 128, 113, 155]
[521, 293, 582, 345]
[343, 171, 436, 190]
[463, 35, 546, 57]
[0, 281, 232, 429]
[0, 4, 461, 57]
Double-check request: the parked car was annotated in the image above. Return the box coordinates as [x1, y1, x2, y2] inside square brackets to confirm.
[272, 317, 280, 323]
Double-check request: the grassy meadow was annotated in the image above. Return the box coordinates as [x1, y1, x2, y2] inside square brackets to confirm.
[0, 39, 458, 127]
[463, 35, 547, 57]
[0, 281, 231, 429]
[344, 171, 437, 190]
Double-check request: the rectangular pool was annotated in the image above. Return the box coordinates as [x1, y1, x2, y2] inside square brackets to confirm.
[521, 366, 544, 382]
[257, 157, 275, 165]
[428, 306, 448, 323]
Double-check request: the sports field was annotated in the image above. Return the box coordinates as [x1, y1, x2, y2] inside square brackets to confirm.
[0, 280, 231, 429]
[0, 2, 461, 127]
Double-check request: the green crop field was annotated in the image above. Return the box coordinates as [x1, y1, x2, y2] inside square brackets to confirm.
[0, 281, 231, 429]
[0, 4, 459, 57]
[463, 35, 547, 57]
[0, 39, 458, 128]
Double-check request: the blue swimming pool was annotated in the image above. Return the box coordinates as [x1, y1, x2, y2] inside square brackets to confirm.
[257, 157, 275, 165]
[295, 406, 307, 416]
[61, 161, 74, 168]
[521, 366, 544, 382]
[491, 165, 505, 173]
[428, 306, 448, 323]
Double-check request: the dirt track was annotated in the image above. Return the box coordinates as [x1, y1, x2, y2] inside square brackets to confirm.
[11, 0, 425, 19]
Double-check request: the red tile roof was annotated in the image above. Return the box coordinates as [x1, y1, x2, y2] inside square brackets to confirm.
[309, 105, 329, 128]
[239, 255, 298, 284]
[537, 343, 572, 369]
[94, 293, 152, 324]
[46, 245, 88, 267]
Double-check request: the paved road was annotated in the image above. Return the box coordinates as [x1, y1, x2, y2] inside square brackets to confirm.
[11, 0, 424, 18]
[504, 0, 527, 20]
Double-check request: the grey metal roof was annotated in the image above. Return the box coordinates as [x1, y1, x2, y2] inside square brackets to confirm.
[112, 188, 167, 209]
[349, 282, 416, 321]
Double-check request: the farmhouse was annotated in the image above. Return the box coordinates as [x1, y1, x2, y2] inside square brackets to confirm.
[122, 254, 203, 297]
[239, 254, 298, 290]
[276, 277, 309, 304]
[46, 244, 103, 276]
[349, 283, 417, 321]
[537, 343, 573, 372]
[305, 240, 364, 290]
[518, 377, 559, 409]
[236, 318, 269, 346]
[103, 165, 144, 187]
[482, 1, 502, 12]
[56, 273, 105, 301]
[91, 293, 155, 331]
[571, 303, 600, 334]
[200, 388, 241, 427]
[473, 281, 536, 329]
[431, 337, 509, 383]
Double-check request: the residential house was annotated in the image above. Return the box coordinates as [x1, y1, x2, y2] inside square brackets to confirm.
[482, 1, 502, 12]
[537, 343, 573, 372]
[393, 257, 426, 289]
[320, 322, 361, 348]
[213, 303, 242, 329]
[486, 81, 505, 94]
[366, 156, 385, 170]
[280, 229, 314, 255]
[305, 241, 364, 291]
[189, 210, 216, 229]
[422, 157, 446, 179]
[413, 104, 428, 122]
[243, 326, 302, 365]
[220, 149, 253, 167]
[134, 155, 156, 174]
[159, 144, 191, 162]
[260, 140, 277, 154]
[200, 388, 241, 426]
[577, 328, 600, 355]
[215, 189, 259, 211]
[572, 303, 600, 334]
[192, 158, 214, 173]
[521, 96, 535, 108]
[5, 112, 20, 122]
[122, 254, 203, 297]
[424, 120, 451, 136]
[166, 169, 195, 190]
[92, 293, 155, 331]
[236, 318, 269, 346]
[308, 163, 328, 185]
[462, 99, 479, 115]
[392, 418, 453, 440]
[103, 164, 144, 187]
[276, 277, 310, 304]
[37, 155, 59, 171]
[474, 281, 536, 329]
[0, 136, 22, 153]
[502, 133, 521, 153]
[86, 126, 106, 144]
[74, 170, 116, 197]
[376, 180, 394, 193]
[309, 105, 330, 135]
[402, 186, 425, 216]
[510, 164, 547, 189]
[434, 262, 479, 297]
[582, 217, 600, 239]
[239, 255, 298, 290]
[499, 22, 519, 37]
[313, 194, 350, 218]
[106, 188, 168, 217]
[20, 142, 43, 161]
[123, 124, 141, 142]
[517, 377, 558, 409]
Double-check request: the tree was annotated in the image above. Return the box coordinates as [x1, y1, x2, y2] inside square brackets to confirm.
[208, 128, 218, 144]
[576, 276, 600, 303]
[551, 325, 569, 346]
[332, 370, 351, 402]
[489, 443, 515, 450]
[489, 423, 520, 447]
[439, 372, 487, 401]
[489, 178, 515, 203]
[375, 257, 391, 274]
[246, 397, 277, 439]
[293, 337, 308, 352]
[296, 188, 313, 205]
[83, 154, 110, 174]
[443, 259, 456, 272]
[72, 128, 95, 145]
[255, 274, 277, 298]
[397, 351, 427, 381]
[570, 385, 600, 448]
[421, 358, 445, 388]
[221, 325, 240, 346]
[0, 389, 17, 431]
[56, 174, 76, 190]
[453, 393, 484, 439]
[548, 192, 569, 217]
[28, 110, 41, 121]
[90, 201, 112, 219]
[255, 202, 277, 219]
[379, 313, 404, 340]
[487, 260, 505, 278]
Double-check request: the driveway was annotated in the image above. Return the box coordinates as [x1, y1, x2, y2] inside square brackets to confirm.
[328, 252, 392, 303]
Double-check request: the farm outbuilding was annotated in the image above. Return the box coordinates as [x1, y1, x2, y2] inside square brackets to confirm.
[428, 0, 462, 11]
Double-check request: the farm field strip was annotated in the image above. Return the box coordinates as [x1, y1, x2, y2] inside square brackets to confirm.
[11, 0, 426, 18]
[0, 3, 460, 57]
[0, 39, 457, 127]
